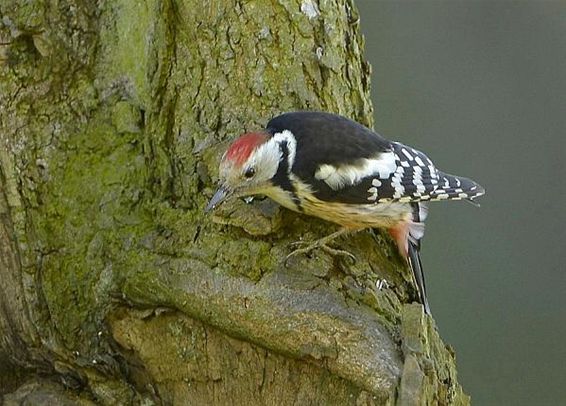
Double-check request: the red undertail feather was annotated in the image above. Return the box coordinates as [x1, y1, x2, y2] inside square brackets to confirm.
[389, 223, 409, 257]
[389, 222, 431, 314]
[225, 132, 268, 166]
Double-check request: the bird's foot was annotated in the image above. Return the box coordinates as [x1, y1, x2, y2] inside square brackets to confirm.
[286, 241, 356, 261]
[285, 228, 356, 262]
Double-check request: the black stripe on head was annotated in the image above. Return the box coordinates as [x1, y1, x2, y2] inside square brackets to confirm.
[272, 140, 303, 212]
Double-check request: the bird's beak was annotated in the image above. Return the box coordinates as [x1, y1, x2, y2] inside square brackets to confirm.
[205, 185, 232, 212]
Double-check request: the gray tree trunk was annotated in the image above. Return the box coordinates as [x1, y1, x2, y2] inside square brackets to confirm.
[0, 0, 469, 404]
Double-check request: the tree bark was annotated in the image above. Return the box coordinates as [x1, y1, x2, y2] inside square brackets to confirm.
[0, 0, 469, 404]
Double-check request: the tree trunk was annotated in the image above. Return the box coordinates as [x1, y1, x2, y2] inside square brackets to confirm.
[0, 0, 469, 404]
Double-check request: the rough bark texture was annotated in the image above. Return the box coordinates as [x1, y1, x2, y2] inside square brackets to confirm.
[0, 0, 469, 404]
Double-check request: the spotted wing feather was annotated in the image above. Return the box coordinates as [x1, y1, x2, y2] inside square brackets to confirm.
[307, 142, 484, 204]
[377, 143, 485, 203]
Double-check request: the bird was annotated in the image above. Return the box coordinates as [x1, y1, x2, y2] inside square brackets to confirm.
[205, 111, 485, 314]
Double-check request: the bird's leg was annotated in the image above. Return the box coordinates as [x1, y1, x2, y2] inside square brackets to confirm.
[286, 228, 357, 261]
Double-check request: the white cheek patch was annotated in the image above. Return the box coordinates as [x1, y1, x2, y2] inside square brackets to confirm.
[315, 151, 396, 190]
[245, 143, 281, 182]
[239, 129, 297, 184]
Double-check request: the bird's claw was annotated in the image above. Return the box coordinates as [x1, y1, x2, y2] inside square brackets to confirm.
[285, 240, 356, 263]
[376, 279, 390, 290]
[288, 240, 308, 249]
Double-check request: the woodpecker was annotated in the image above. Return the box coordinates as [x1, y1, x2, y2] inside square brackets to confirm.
[206, 111, 485, 314]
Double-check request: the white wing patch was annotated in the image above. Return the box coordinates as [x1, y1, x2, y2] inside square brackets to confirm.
[315, 151, 396, 191]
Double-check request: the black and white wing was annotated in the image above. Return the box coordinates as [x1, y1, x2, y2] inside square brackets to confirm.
[304, 141, 484, 205]
[367, 142, 485, 204]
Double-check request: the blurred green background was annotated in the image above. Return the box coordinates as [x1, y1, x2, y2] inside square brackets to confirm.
[356, 1, 566, 405]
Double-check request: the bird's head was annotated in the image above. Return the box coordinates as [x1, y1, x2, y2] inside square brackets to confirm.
[205, 131, 283, 212]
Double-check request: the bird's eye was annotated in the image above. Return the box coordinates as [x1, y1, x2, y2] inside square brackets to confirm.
[244, 167, 256, 179]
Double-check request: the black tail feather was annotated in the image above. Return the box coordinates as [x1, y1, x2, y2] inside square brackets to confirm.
[407, 238, 431, 315]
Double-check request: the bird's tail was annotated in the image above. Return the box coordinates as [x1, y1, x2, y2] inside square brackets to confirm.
[407, 235, 431, 315]
[407, 202, 430, 314]
[388, 202, 431, 314]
